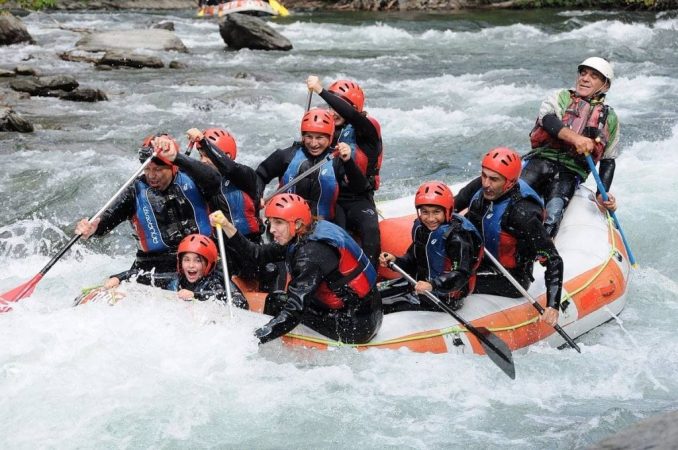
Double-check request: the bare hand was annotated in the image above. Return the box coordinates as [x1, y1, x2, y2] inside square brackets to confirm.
[103, 277, 120, 289]
[414, 280, 433, 294]
[540, 306, 559, 326]
[177, 289, 194, 301]
[306, 75, 323, 94]
[597, 192, 617, 212]
[186, 128, 204, 144]
[572, 135, 596, 155]
[379, 252, 395, 267]
[152, 135, 179, 162]
[209, 210, 237, 238]
[337, 142, 351, 161]
[75, 217, 101, 240]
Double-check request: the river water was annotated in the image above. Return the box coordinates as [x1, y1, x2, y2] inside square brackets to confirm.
[2, 8, 678, 449]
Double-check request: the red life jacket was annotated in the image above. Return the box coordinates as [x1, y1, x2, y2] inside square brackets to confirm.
[301, 220, 377, 309]
[530, 91, 610, 164]
[343, 117, 384, 191]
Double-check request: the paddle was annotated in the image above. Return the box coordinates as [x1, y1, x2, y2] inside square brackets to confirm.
[584, 153, 637, 268]
[214, 219, 235, 318]
[0, 149, 161, 310]
[482, 250, 581, 353]
[388, 262, 515, 379]
[263, 147, 339, 203]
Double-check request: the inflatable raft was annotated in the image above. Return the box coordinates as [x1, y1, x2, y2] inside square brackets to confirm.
[197, 0, 289, 17]
[77, 185, 630, 356]
[276, 185, 631, 354]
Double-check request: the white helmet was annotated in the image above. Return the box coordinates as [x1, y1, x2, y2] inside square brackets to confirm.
[578, 57, 614, 84]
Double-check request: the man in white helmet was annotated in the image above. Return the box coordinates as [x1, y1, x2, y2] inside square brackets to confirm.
[521, 56, 620, 237]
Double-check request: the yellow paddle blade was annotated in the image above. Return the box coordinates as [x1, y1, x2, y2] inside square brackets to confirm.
[269, 0, 290, 16]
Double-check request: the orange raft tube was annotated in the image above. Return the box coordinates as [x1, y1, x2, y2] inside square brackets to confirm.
[235, 186, 631, 354]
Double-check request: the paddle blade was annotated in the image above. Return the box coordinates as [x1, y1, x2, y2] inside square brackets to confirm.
[474, 326, 515, 380]
[0, 274, 44, 306]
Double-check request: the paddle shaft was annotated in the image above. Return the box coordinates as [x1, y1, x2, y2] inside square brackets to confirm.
[263, 149, 337, 203]
[2, 150, 159, 303]
[215, 224, 234, 317]
[584, 153, 637, 267]
[388, 262, 515, 378]
[482, 250, 581, 353]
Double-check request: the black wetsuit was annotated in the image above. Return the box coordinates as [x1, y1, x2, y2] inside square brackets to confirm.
[255, 144, 367, 220]
[319, 88, 383, 267]
[226, 229, 383, 344]
[456, 183, 564, 310]
[95, 154, 220, 286]
[198, 137, 263, 278]
[384, 217, 484, 314]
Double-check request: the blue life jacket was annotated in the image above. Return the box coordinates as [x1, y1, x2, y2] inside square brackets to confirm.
[133, 171, 211, 253]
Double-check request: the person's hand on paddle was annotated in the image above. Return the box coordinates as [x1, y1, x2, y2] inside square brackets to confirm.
[152, 135, 179, 162]
[306, 75, 323, 95]
[337, 142, 351, 161]
[186, 127, 204, 145]
[75, 217, 101, 240]
[597, 192, 617, 212]
[177, 289, 195, 301]
[414, 280, 434, 295]
[540, 306, 559, 326]
[209, 210, 237, 238]
[103, 277, 120, 289]
[379, 252, 395, 267]
[572, 134, 596, 155]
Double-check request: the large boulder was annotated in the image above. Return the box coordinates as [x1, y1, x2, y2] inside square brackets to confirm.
[0, 108, 33, 133]
[9, 75, 79, 96]
[590, 410, 678, 449]
[96, 50, 164, 69]
[0, 13, 35, 46]
[75, 29, 187, 53]
[219, 13, 292, 51]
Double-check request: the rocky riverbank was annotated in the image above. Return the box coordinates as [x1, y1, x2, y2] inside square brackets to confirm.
[2, 0, 676, 12]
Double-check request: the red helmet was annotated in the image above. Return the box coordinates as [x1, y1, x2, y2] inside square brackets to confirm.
[415, 181, 454, 221]
[481, 147, 522, 191]
[177, 234, 218, 275]
[300, 108, 335, 137]
[138, 133, 177, 167]
[203, 128, 237, 160]
[264, 193, 312, 237]
[328, 79, 365, 112]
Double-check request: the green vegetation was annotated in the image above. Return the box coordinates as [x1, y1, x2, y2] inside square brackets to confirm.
[0, 0, 57, 10]
[513, 0, 675, 9]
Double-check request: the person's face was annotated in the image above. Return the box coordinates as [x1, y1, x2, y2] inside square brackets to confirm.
[302, 132, 331, 156]
[417, 205, 447, 231]
[481, 167, 508, 201]
[143, 161, 174, 191]
[181, 252, 207, 283]
[328, 107, 346, 127]
[576, 67, 608, 98]
[268, 217, 294, 245]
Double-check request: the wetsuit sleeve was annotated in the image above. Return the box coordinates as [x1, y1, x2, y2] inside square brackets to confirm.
[173, 153, 221, 198]
[201, 139, 260, 201]
[453, 177, 482, 213]
[94, 184, 136, 236]
[394, 242, 417, 276]
[319, 89, 380, 158]
[226, 230, 286, 267]
[509, 200, 564, 309]
[108, 268, 140, 283]
[340, 157, 371, 193]
[430, 228, 476, 294]
[541, 113, 565, 138]
[255, 146, 291, 199]
[255, 241, 337, 344]
[598, 159, 615, 192]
